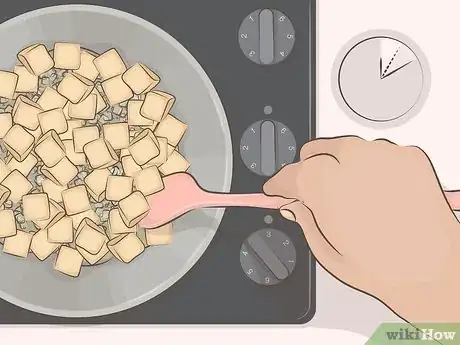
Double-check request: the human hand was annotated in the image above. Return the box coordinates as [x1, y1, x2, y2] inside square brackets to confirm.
[264, 136, 460, 322]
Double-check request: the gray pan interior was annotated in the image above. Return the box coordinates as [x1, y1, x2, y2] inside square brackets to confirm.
[0, 5, 232, 317]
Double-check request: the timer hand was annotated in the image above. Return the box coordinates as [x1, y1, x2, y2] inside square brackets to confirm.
[381, 61, 412, 79]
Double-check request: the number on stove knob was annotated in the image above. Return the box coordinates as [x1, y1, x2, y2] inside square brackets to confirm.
[240, 120, 297, 176]
[238, 9, 296, 65]
[240, 229, 297, 285]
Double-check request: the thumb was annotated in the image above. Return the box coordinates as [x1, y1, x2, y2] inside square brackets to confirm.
[280, 201, 343, 272]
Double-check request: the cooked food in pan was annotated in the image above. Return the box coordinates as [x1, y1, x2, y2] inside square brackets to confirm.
[0, 42, 190, 278]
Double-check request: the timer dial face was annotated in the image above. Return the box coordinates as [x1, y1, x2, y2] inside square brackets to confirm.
[333, 32, 431, 125]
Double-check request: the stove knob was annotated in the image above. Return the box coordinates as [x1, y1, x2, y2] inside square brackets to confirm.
[240, 229, 296, 285]
[240, 120, 297, 176]
[238, 9, 296, 65]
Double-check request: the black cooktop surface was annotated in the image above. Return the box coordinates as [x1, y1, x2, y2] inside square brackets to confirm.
[0, 0, 316, 324]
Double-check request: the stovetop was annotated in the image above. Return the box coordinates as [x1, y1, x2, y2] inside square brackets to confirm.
[0, 0, 315, 324]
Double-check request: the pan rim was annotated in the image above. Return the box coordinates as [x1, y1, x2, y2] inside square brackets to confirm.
[0, 4, 233, 318]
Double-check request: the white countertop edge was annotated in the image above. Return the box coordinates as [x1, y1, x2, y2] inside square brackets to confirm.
[0, 326, 370, 345]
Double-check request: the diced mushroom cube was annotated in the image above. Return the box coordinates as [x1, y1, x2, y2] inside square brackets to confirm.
[57, 73, 94, 104]
[75, 218, 106, 255]
[35, 130, 66, 167]
[108, 208, 137, 235]
[1, 170, 32, 203]
[101, 75, 133, 105]
[70, 209, 100, 229]
[106, 176, 133, 201]
[13, 65, 38, 93]
[0, 160, 9, 183]
[74, 49, 99, 81]
[26, 126, 42, 144]
[17, 44, 54, 76]
[22, 193, 50, 221]
[118, 191, 150, 227]
[61, 185, 91, 216]
[37, 87, 68, 111]
[0, 185, 10, 206]
[59, 119, 84, 141]
[76, 240, 110, 265]
[3, 230, 33, 258]
[4, 124, 35, 162]
[53, 42, 81, 70]
[68, 94, 97, 120]
[105, 223, 118, 240]
[145, 223, 173, 246]
[83, 138, 118, 169]
[122, 63, 160, 94]
[83, 168, 110, 202]
[47, 216, 74, 244]
[62, 139, 86, 166]
[33, 199, 65, 230]
[93, 48, 127, 81]
[72, 125, 99, 153]
[141, 91, 175, 122]
[121, 155, 142, 177]
[102, 123, 129, 150]
[38, 108, 68, 134]
[107, 233, 144, 263]
[154, 114, 187, 147]
[142, 137, 168, 167]
[0, 113, 12, 139]
[30, 230, 60, 261]
[54, 246, 83, 277]
[120, 148, 130, 158]
[128, 129, 160, 166]
[0, 71, 18, 99]
[41, 178, 67, 203]
[62, 102, 70, 120]
[127, 100, 155, 126]
[91, 87, 107, 113]
[159, 150, 190, 176]
[134, 166, 164, 196]
[0, 209, 16, 238]
[12, 95, 42, 130]
[41, 156, 78, 186]
[6, 153, 38, 176]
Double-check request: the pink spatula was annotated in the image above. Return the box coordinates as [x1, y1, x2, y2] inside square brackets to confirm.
[139, 172, 291, 228]
[139, 172, 460, 229]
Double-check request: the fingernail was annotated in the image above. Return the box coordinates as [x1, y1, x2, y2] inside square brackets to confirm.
[280, 209, 296, 222]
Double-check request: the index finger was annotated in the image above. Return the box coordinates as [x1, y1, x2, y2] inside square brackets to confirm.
[300, 136, 363, 161]
[263, 153, 339, 201]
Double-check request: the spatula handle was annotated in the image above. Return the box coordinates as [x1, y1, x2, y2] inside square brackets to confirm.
[196, 192, 292, 210]
[193, 190, 460, 212]
[445, 191, 460, 211]
[196, 191, 460, 211]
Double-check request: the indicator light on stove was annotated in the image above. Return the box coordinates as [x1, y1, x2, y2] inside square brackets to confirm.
[238, 9, 296, 65]
[240, 229, 296, 286]
[240, 120, 297, 176]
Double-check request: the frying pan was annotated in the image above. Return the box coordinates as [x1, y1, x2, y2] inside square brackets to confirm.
[0, 5, 232, 317]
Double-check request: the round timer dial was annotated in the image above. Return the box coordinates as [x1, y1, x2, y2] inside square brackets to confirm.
[333, 32, 431, 125]
[240, 229, 296, 286]
[238, 9, 295, 65]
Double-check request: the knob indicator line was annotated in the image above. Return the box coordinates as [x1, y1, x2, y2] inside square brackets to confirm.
[248, 235, 289, 280]
[261, 120, 276, 176]
[259, 9, 275, 64]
